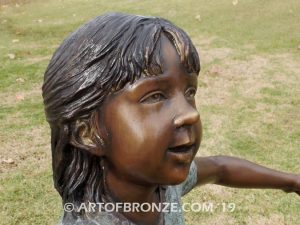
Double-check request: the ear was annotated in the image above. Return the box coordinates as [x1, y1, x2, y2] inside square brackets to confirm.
[70, 118, 105, 157]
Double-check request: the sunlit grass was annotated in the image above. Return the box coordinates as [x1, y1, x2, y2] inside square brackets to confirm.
[0, 0, 299, 224]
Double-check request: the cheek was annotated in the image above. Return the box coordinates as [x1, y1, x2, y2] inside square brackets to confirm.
[106, 105, 172, 157]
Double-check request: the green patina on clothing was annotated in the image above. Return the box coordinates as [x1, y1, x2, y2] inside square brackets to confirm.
[59, 161, 197, 225]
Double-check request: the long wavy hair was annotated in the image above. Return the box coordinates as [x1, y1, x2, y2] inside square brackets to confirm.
[42, 12, 200, 214]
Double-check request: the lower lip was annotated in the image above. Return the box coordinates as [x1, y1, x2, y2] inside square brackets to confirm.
[167, 145, 195, 164]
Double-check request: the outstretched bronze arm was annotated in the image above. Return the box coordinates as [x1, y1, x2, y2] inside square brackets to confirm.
[195, 156, 300, 196]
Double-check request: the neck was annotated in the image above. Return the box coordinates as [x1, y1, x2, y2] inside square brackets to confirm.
[103, 167, 163, 225]
[105, 169, 159, 203]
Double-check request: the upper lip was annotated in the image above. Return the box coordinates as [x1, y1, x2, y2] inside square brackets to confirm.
[170, 128, 196, 149]
[168, 137, 195, 149]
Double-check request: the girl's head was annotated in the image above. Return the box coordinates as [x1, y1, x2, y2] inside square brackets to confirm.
[42, 12, 201, 207]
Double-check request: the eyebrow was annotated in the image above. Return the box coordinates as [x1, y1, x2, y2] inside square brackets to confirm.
[128, 73, 198, 94]
[129, 75, 169, 93]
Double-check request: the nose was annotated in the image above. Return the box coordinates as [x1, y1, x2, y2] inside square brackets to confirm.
[173, 97, 200, 128]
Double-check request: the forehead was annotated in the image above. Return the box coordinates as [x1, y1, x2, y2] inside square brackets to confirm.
[106, 34, 198, 100]
[154, 34, 199, 77]
[128, 36, 197, 88]
[157, 33, 200, 75]
[159, 34, 182, 70]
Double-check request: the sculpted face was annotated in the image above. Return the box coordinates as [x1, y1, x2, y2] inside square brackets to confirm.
[101, 35, 202, 186]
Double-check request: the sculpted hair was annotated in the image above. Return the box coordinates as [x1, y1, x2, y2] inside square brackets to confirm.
[42, 12, 200, 212]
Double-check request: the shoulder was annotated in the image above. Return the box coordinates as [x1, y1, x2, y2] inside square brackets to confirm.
[179, 160, 198, 196]
[166, 160, 198, 198]
[59, 211, 136, 225]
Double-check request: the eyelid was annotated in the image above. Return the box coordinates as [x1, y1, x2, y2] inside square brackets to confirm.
[185, 86, 197, 98]
[139, 91, 166, 104]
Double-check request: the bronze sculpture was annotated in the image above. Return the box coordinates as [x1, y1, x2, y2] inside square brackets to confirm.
[42, 13, 300, 225]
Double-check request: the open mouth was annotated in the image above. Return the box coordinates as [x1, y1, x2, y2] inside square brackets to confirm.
[167, 144, 195, 153]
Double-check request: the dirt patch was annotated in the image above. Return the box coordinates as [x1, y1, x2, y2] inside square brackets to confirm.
[194, 36, 218, 48]
[25, 55, 51, 65]
[195, 44, 300, 163]
[197, 49, 300, 106]
[187, 213, 236, 225]
[0, 83, 42, 107]
[200, 47, 233, 65]
[246, 213, 284, 225]
[201, 184, 233, 199]
[0, 125, 51, 175]
[0, 0, 32, 7]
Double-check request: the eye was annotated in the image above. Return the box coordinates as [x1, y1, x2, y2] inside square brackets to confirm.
[185, 87, 197, 99]
[140, 91, 166, 104]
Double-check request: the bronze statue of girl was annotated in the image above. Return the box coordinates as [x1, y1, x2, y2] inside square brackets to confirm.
[42, 13, 300, 225]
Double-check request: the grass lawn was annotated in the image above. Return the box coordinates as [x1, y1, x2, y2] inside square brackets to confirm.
[0, 0, 299, 224]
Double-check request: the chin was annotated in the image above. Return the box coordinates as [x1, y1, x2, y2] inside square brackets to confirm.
[162, 164, 191, 185]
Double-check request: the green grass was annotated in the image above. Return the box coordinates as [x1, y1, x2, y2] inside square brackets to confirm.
[0, 167, 61, 225]
[0, 0, 299, 224]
